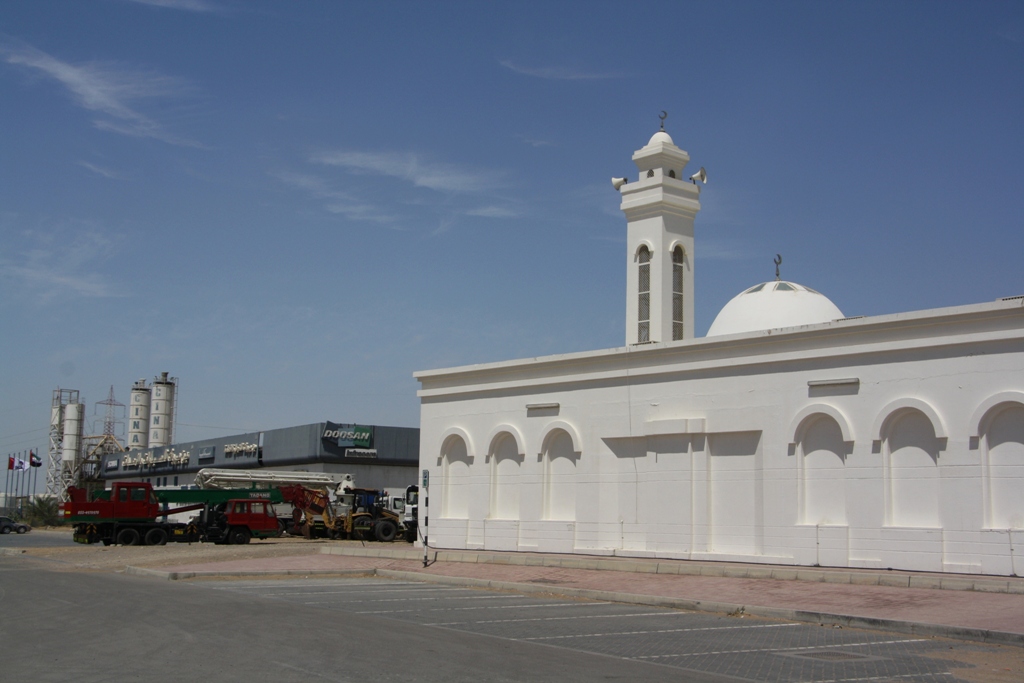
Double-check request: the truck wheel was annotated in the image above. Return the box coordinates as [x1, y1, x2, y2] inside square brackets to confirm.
[144, 528, 168, 546]
[116, 528, 140, 546]
[374, 520, 398, 543]
[229, 527, 250, 545]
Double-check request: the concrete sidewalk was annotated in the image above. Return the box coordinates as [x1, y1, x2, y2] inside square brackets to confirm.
[127, 546, 1024, 647]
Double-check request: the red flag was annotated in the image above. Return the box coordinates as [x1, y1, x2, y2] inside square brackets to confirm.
[7, 456, 12, 470]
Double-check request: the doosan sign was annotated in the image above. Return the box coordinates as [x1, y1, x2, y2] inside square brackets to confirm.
[321, 422, 374, 457]
[322, 427, 371, 444]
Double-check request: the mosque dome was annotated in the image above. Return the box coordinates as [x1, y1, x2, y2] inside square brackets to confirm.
[647, 130, 675, 146]
[706, 281, 844, 337]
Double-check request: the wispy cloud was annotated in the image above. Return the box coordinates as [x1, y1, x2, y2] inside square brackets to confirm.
[1, 42, 202, 147]
[121, 0, 219, 11]
[77, 161, 122, 179]
[464, 206, 519, 218]
[0, 228, 124, 302]
[271, 170, 395, 223]
[699, 241, 753, 261]
[517, 135, 555, 148]
[500, 60, 627, 81]
[310, 150, 502, 193]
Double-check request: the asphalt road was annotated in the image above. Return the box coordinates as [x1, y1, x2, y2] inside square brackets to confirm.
[0, 528, 76, 549]
[202, 576, 1013, 683]
[0, 557, 736, 683]
[6, 556, 1020, 683]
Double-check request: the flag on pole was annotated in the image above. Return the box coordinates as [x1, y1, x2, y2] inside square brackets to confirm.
[30, 451, 42, 467]
[14, 458, 28, 471]
[6, 456, 12, 470]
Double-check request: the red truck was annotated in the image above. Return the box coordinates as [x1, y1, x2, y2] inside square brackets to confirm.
[61, 481, 282, 546]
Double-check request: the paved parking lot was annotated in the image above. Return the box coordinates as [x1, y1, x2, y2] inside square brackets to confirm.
[0, 528, 76, 549]
[196, 576, 1011, 682]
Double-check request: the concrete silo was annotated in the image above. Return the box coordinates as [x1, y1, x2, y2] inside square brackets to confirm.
[47, 388, 82, 499]
[128, 379, 151, 449]
[59, 401, 84, 495]
[148, 372, 176, 448]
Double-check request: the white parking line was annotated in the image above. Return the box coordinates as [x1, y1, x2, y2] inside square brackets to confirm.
[208, 582, 426, 593]
[302, 594, 527, 605]
[635, 638, 928, 660]
[427, 610, 682, 626]
[238, 587, 467, 597]
[805, 673, 954, 683]
[359, 601, 611, 615]
[522, 622, 802, 640]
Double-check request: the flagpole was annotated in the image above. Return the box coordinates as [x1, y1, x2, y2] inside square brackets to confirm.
[15, 452, 22, 515]
[4, 454, 9, 515]
[19, 451, 25, 514]
[20, 451, 28, 513]
[34, 450, 41, 498]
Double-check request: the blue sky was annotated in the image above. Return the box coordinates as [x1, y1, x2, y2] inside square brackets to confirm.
[2, 1, 1022, 484]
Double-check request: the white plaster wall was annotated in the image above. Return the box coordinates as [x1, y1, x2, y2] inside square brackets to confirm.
[417, 301, 1024, 575]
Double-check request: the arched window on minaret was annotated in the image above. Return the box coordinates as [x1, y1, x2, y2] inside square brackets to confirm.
[672, 245, 684, 340]
[638, 245, 651, 342]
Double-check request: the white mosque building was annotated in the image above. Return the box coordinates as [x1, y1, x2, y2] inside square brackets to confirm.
[415, 127, 1024, 576]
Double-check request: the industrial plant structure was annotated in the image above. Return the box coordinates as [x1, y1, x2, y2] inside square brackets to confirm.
[100, 422, 419, 491]
[50, 371, 419, 492]
[127, 372, 177, 449]
[47, 376, 170, 499]
[46, 388, 85, 501]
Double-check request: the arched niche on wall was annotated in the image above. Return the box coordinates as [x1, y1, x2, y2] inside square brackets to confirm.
[874, 400, 945, 528]
[486, 424, 525, 461]
[439, 426, 476, 463]
[970, 392, 1024, 529]
[440, 431, 472, 519]
[487, 428, 524, 520]
[541, 423, 581, 521]
[872, 398, 948, 442]
[791, 409, 850, 526]
[789, 404, 854, 445]
[540, 420, 582, 454]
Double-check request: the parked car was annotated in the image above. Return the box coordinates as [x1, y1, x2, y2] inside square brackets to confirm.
[0, 516, 31, 534]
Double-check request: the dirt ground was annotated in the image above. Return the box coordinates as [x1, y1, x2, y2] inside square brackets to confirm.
[4, 528, 372, 572]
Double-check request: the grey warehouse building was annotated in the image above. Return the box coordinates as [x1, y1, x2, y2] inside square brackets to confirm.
[100, 422, 419, 491]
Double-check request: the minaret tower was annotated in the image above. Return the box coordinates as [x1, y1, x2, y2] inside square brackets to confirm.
[616, 118, 702, 344]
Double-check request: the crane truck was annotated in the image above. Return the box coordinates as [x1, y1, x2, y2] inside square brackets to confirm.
[61, 473, 418, 546]
[61, 481, 283, 546]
